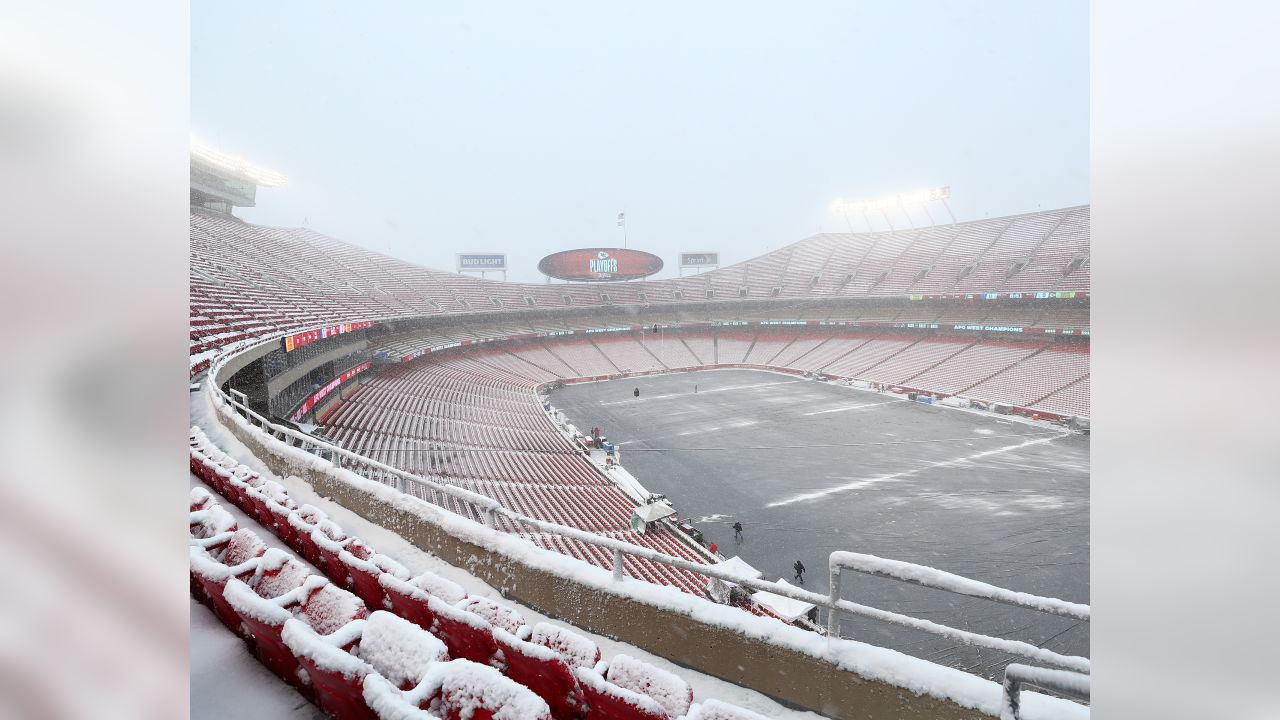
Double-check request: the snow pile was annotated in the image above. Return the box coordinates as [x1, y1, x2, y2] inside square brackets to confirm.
[530, 622, 601, 670]
[358, 611, 448, 688]
[606, 654, 693, 718]
[686, 699, 773, 720]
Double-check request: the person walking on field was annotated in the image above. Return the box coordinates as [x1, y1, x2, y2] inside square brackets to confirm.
[793, 559, 806, 583]
[633, 387, 640, 398]
[732, 521, 744, 542]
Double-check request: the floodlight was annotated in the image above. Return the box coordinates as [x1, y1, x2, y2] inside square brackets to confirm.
[190, 139, 288, 187]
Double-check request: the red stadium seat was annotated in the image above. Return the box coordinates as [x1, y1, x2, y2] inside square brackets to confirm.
[287, 504, 330, 561]
[366, 659, 553, 720]
[530, 622, 602, 670]
[225, 575, 368, 688]
[285, 611, 450, 719]
[573, 666, 668, 720]
[493, 628, 583, 720]
[428, 596, 499, 666]
[190, 544, 262, 632]
[456, 596, 529, 638]
[605, 655, 692, 718]
[341, 550, 410, 610]
[282, 618, 376, 720]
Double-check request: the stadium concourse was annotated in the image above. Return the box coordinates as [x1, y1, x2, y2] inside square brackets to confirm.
[190, 203, 1090, 719]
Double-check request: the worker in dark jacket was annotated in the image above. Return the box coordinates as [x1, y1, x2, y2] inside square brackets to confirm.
[633, 387, 640, 398]
[793, 560, 806, 583]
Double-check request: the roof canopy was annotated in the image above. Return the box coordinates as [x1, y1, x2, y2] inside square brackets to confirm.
[752, 578, 816, 621]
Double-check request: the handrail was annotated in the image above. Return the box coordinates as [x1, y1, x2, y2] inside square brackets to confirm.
[828, 551, 1090, 625]
[206, 349, 1091, 675]
[1000, 664, 1090, 720]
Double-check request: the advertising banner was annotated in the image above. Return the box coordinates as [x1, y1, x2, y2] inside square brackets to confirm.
[457, 253, 507, 272]
[679, 252, 719, 268]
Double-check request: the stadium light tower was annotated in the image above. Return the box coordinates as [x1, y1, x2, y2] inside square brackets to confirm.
[190, 138, 288, 188]
[832, 186, 951, 231]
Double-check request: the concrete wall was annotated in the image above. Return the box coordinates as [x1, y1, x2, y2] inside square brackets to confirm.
[219, 410, 993, 720]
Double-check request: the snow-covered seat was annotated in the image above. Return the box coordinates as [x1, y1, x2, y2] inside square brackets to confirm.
[190, 543, 263, 632]
[225, 574, 369, 688]
[224, 466, 265, 510]
[366, 659, 552, 720]
[244, 480, 296, 533]
[190, 486, 214, 512]
[251, 548, 315, 601]
[290, 509, 336, 566]
[606, 655, 692, 718]
[530, 622, 602, 671]
[456, 596, 529, 638]
[363, 674, 444, 719]
[408, 571, 467, 605]
[283, 504, 328, 558]
[189, 505, 237, 549]
[341, 549, 411, 610]
[283, 610, 450, 719]
[424, 595, 499, 666]
[684, 699, 772, 720]
[573, 666, 668, 720]
[312, 522, 368, 583]
[492, 628, 583, 720]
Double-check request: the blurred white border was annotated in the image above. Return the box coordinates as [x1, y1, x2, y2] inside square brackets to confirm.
[0, 0, 1276, 717]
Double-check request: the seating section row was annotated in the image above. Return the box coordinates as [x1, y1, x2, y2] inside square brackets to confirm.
[317, 358, 715, 597]
[189, 206, 1088, 374]
[190, 427, 771, 720]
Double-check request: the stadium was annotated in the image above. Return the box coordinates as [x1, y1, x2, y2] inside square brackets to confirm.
[190, 152, 1090, 720]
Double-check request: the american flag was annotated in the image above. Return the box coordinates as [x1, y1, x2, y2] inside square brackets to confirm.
[616, 212, 625, 226]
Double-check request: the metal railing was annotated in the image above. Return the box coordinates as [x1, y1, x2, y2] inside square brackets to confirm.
[827, 552, 1090, 653]
[207, 351, 1091, 676]
[1000, 664, 1090, 720]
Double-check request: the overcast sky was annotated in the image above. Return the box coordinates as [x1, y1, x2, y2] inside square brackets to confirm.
[192, 1, 1087, 283]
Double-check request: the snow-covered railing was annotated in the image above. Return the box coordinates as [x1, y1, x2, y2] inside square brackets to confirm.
[1000, 664, 1090, 720]
[826, 552, 1090, 643]
[208, 350, 1091, 676]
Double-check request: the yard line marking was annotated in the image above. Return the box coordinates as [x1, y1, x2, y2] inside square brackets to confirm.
[802, 400, 898, 416]
[765, 431, 1071, 507]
